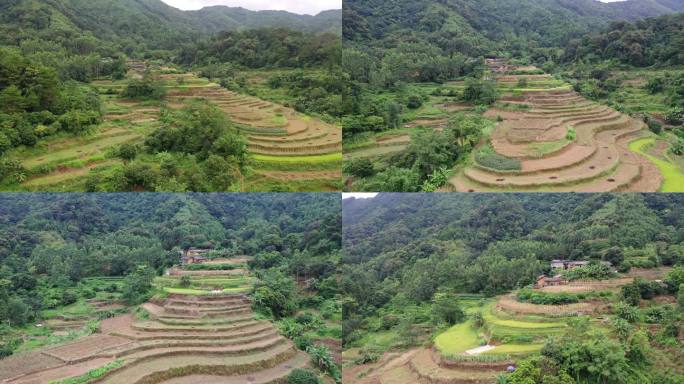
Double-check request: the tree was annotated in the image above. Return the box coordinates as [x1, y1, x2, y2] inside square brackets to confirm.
[122, 265, 155, 305]
[121, 74, 166, 100]
[385, 102, 402, 129]
[343, 158, 374, 178]
[118, 143, 139, 161]
[7, 298, 30, 326]
[252, 270, 297, 318]
[603, 246, 624, 267]
[463, 78, 497, 105]
[0, 85, 26, 113]
[202, 155, 240, 191]
[431, 291, 465, 325]
[407, 95, 423, 109]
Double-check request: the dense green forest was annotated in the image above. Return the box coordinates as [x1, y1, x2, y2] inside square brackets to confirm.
[342, 193, 684, 383]
[0, 193, 341, 358]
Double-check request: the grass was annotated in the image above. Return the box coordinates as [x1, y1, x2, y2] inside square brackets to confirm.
[629, 137, 684, 192]
[434, 321, 481, 355]
[528, 139, 570, 158]
[23, 160, 121, 188]
[355, 330, 399, 350]
[474, 145, 522, 171]
[49, 359, 124, 384]
[21, 133, 140, 170]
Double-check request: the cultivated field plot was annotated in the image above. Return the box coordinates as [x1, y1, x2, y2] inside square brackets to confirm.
[0, 258, 309, 384]
[449, 66, 665, 192]
[343, 91, 473, 162]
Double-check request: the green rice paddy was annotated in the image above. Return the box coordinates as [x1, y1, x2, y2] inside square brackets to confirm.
[434, 321, 481, 355]
[629, 137, 684, 192]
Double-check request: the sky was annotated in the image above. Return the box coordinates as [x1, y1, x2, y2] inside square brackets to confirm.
[160, 0, 341, 15]
[343, 193, 378, 200]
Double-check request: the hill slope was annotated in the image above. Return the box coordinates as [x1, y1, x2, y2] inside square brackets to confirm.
[0, 0, 341, 50]
[344, 0, 684, 49]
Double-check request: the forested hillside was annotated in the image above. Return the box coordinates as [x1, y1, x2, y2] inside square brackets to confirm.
[343, 193, 684, 290]
[0, 0, 341, 52]
[0, 193, 341, 357]
[342, 194, 684, 383]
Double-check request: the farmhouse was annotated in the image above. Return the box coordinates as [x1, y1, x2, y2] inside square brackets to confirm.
[485, 58, 510, 73]
[534, 274, 566, 288]
[550, 260, 612, 270]
[180, 247, 211, 265]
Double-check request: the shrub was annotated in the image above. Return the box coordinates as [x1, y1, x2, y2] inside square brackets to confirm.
[566, 127, 576, 141]
[666, 107, 684, 125]
[463, 78, 497, 105]
[563, 263, 617, 281]
[179, 275, 191, 288]
[117, 143, 139, 161]
[287, 368, 320, 384]
[517, 288, 580, 305]
[61, 290, 78, 306]
[474, 145, 521, 171]
[671, 139, 684, 156]
[614, 302, 641, 323]
[306, 344, 340, 382]
[121, 75, 166, 100]
[407, 95, 423, 109]
[644, 116, 662, 134]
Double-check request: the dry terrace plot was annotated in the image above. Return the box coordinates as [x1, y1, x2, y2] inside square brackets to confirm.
[164, 75, 342, 158]
[450, 70, 661, 192]
[43, 335, 132, 363]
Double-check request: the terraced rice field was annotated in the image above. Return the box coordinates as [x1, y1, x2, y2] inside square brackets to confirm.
[348, 347, 503, 384]
[449, 68, 663, 192]
[163, 73, 341, 186]
[348, 298, 567, 384]
[0, 261, 308, 384]
[11, 68, 341, 191]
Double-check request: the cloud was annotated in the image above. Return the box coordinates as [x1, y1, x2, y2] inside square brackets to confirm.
[161, 0, 341, 15]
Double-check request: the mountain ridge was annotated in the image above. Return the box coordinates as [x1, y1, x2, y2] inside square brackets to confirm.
[0, 0, 341, 51]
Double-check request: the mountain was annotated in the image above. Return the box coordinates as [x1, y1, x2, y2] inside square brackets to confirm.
[344, 0, 683, 48]
[0, 0, 341, 50]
